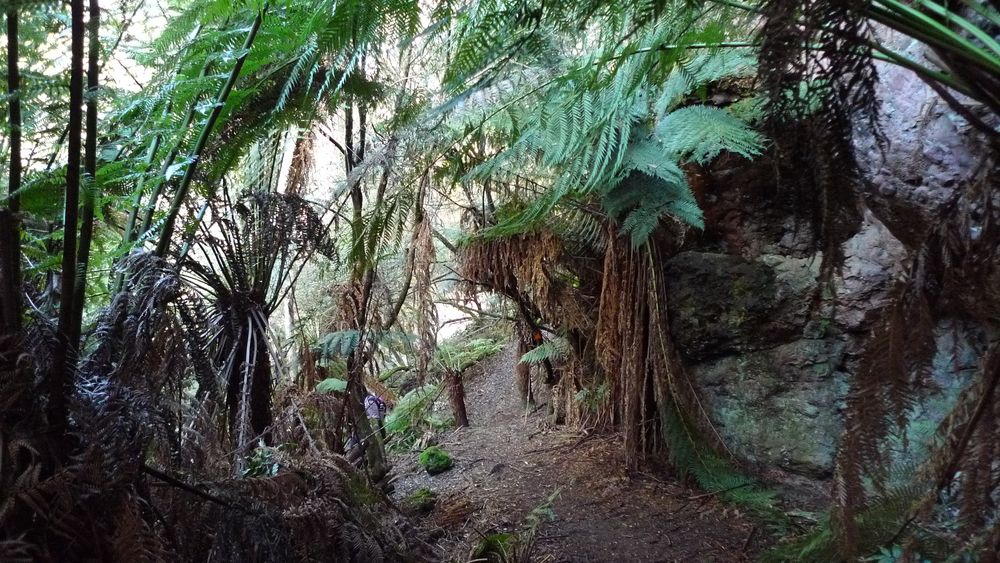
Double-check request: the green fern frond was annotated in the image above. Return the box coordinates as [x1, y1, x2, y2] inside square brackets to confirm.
[314, 330, 362, 359]
[603, 170, 703, 246]
[656, 48, 756, 115]
[552, 208, 607, 253]
[656, 105, 763, 164]
[519, 337, 570, 365]
[619, 136, 686, 185]
[435, 337, 505, 372]
[660, 400, 780, 521]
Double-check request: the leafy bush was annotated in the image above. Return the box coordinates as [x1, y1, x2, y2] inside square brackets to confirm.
[418, 446, 453, 475]
[384, 383, 440, 449]
[242, 441, 280, 478]
[519, 337, 570, 365]
[314, 377, 347, 393]
[574, 382, 610, 412]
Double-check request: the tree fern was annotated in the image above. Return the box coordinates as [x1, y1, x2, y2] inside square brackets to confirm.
[660, 399, 781, 521]
[655, 47, 756, 116]
[434, 2, 761, 244]
[518, 337, 570, 365]
[315, 330, 362, 359]
[656, 105, 763, 164]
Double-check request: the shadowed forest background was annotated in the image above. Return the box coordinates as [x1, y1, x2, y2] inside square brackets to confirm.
[2, 0, 1000, 561]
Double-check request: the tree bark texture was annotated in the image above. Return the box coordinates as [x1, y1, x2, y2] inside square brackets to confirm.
[47, 0, 86, 441]
[448, 370, 469, 427]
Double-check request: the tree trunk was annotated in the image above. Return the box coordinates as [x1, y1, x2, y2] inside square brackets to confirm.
[515, 339, 534, 406]
[250, 341, 273, 444]
[227, 323, 274, 449]
[347, 359, 388, 481]
[155, 5, 267, 256]
[448, 370, 469, 427]
[0, 212, 19, 348]
[48, 0, 86, 441]
[1, 5, 22, 342]
[70, 0, 100, 351]
[341, 97, 391, 482]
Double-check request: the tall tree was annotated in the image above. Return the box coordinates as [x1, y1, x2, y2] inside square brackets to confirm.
[48, 0, 87, 439]
[154, 4, 267, 257]
[70, 0, 100, 351]
[0, 4, 23, 343]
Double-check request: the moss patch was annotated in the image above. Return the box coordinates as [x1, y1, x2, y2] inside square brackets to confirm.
[401, 487, 437, 516]
[418, 446, 454, 475]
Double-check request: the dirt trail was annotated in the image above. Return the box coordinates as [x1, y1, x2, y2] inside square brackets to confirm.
[390, 343, 761, 562]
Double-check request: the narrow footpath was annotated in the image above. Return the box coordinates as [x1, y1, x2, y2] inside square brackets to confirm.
[390, 343, 762, 562]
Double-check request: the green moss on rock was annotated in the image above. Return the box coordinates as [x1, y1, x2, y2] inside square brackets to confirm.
[419, 446, 454, 475]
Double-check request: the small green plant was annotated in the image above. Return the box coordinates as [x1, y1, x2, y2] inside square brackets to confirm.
[314, 376, 347, 393]
[418, 446, 454, 475]
[427, 413, 454, 431]
[346, 474, 381, 506]
[470, 532, 514, 562]
[242, 440, 280, 478]
[385, 383, 440, 449]
[401, 487, 438, 515]
[434, 337, 505, 373]
[470, 489, 560, 563]
[573, 381, 610, 412]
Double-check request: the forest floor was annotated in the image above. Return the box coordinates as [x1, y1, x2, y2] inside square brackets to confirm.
[389, 343, 764, 562]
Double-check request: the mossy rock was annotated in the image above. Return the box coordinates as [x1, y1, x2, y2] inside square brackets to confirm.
[418, 446, 453, 475]
[401, 487, 437, 515]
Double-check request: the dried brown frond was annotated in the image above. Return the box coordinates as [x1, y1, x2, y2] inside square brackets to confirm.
[594, 234, 727, 471]
[285, 130, 315, 196]
[152, 456, 430, 562]
[831, 163, 1000, 556]
[459, 230, 563, 309]
[432, 492, 475, 529]
[414, 177, 438, 386]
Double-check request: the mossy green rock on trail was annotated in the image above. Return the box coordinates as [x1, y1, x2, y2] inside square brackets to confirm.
[419, 446, 453, 475]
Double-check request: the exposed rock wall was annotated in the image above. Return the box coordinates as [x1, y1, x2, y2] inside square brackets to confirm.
[666, 39, 995, 485]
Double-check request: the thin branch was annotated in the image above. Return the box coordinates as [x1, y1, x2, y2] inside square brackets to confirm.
[142, 464, 244, 511]
[156, 5, 269, 256]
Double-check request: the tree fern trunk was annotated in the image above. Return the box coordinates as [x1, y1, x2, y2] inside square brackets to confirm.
[250, 340, 273, 445]
[448, 370, 469, 427]
[515, 339, 534, 406]
[227, 322, 274, 448]
[70, 0, 100, 351]
[1, 5, 22, 340]
[48, 0, 86, 440]
[0, 213, 18, 346]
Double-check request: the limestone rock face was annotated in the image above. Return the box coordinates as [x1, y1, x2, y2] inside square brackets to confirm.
[665, 252, 818, 361]
[689, 340, 848, 478]
[856, 31, 992, 250]
[835, 215, 907, 332]
[665, 251, 847, 478]
[662, 39, 994, 480]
